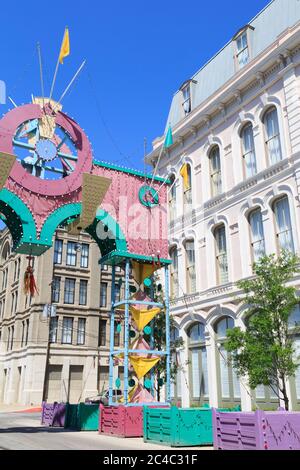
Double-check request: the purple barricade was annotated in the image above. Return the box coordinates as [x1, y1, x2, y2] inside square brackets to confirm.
[41, 402, 67, 427]
[213, 408, 300, 450]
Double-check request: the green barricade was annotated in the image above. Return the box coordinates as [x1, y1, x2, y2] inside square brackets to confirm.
[143, 405, 240, 447]
[78, 403, 99, 431]
[64, 403, 99, 431]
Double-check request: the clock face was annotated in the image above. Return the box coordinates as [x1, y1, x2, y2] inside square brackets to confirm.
[0, 103, 93, 196]
[35, 139, 57, 162]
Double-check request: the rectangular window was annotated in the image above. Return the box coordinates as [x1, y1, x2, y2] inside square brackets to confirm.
[191, 349, 200, 397]
[14, 291, 18, 314]
[79, 279, 88, 305]
[100, 282, 107, 307]
[10, 326, 14, 350]
[101, 264, 108, 271]
[210, 147, 222, 197]
[265, 108, 282, 165]
[185, 241, 196, 294]
[66, 241, 77, 266]
[169, 176, 177, 221]
[242, 124, 257, 178]
[11, 293, 14, 315]
[80, 244, 89, 268]
[77, 318, 86, 345]
[114, 322, 120, 347]
[236, 32, 249, 68]
[25, 319, 29, 345]
[51, 277, 61, 303]
[215, 226, 228, 284]
[20, 321, 24, 347]
[62, 317, 73, 344]
[49, 317, 58, 343]
[114, 284, 121, 302]
[54, 239, 63, 264]
[7, 327, 10, 351]
[220, 347, 230, 398]
[170, 249, 179, 298]
[64, 278, 76, 304]
[182, 84, 191, 114]
[249, 210, 265, 262]
[274, 197, 294, 253]
[99, 319, 107, 346]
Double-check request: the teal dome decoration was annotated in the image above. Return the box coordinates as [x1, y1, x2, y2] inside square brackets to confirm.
[115, 377, 121, 388]
[143, 325, 151, 335]
[144, 378, 152, 389]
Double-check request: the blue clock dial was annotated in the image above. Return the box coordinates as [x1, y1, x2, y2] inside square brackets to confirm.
[35, 139, 57, 162]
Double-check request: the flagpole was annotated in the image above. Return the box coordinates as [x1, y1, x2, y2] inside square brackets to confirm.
[49, 27, 68, 101]
[37, 42, 45, 107]
[148, 124, 172, 191]
[49, 56, 60, 101]
[53, 60, 86, 112]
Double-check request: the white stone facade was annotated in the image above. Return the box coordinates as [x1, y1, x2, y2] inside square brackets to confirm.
[146, 3, 300, 410]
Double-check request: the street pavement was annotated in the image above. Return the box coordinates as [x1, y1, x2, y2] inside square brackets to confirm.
[0, 411, 213, 450]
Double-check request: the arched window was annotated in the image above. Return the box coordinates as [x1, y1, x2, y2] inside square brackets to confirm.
[170, 327, 182, 404]
[1, 242, 10, 263]
[273, 196, 294, 253]
[185, 240, 196, 294]
[248, 209, 265, 262]
[263, 106, 282, 165]
[241, 123, 257, 178]
[168, 174, 177, 221]
[170, 247, 179, 299]
[182, 163, 192, 206]
[214, 225, 228, 284]
[215, 316, 240, 407]
[188, 322, 208, 405]
[209, 146, 222, 197]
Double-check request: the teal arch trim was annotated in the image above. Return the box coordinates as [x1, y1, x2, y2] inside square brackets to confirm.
[40, 203, 127, 257]
[0, 188, 37, 248]
[39, 203, 81, 245]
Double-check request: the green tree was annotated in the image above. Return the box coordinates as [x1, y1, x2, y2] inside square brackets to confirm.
[145, 274, 184, 402]
[225, 251, 300, 410]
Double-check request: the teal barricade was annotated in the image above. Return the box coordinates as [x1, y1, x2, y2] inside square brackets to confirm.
[64, 403, 99, 431]
[143, 405, 240, 447]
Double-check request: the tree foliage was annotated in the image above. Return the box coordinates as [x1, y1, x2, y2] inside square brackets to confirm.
[225, 251, 300, 410]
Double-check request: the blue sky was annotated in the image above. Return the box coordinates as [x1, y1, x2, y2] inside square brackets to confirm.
[1, 0, 270, 172]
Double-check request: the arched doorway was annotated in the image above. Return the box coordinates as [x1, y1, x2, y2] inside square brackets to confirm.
[214, 316, 241, 408]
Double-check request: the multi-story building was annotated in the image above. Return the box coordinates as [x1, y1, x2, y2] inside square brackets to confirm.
[146, 0, 300, 410]
[0, 226, 125, 405]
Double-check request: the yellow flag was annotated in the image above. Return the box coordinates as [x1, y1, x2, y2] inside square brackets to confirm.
[180, 163, 189, 190]
[59, 28, 70, 64]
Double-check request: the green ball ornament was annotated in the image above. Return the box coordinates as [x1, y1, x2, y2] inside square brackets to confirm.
[158, 378, 164, 386]
[144, 378, 152, 389]
[143, 325, 151, 335]
[116, 324, 122, 333]
[129, 378, 136, 387]
[129, 330, 136, 338]
[144, 277, 152, 287]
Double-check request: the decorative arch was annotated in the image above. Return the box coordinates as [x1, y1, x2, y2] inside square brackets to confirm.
[206, 305, 237, 328]
[39, 203, 127, 258]
[0, 188, 37, 251]
[180, 312, 207, 331]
